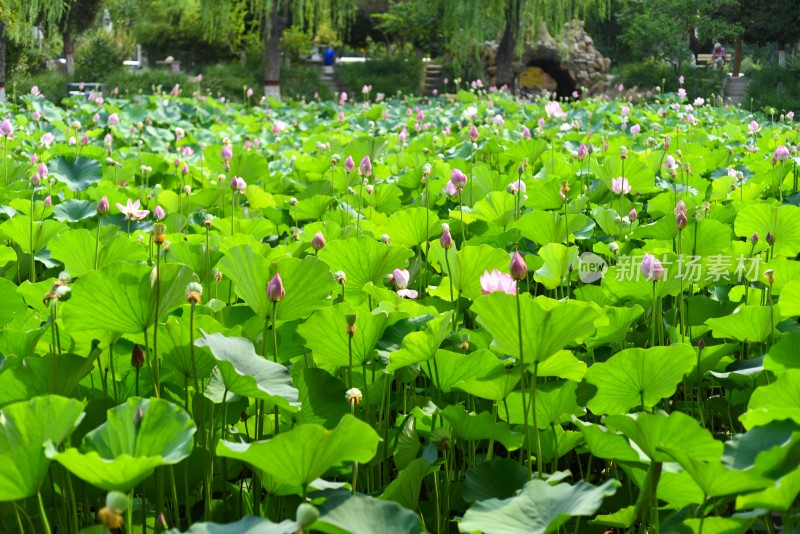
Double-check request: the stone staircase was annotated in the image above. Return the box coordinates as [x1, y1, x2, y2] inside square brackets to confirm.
[724, 76, 749, 106]
[423, 63, 444, 96]
[319, 66, 340, 98]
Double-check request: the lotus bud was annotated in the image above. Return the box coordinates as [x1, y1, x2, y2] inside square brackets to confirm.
[381, 234, 391, 244]
[43, 195, 52, 207]
[203, 214, 214, 228]
[214, 269, 222, 283]
[440, 224, 453, 249]
[358, 155, 372, 177]
[751, 233, 758, 245]
[345, 314, 357, 335]
[311, 231, 325, 251]
[296, 503, 320, 529]
[131, 344, 145, 368]
[97, 196, 110, 214]
[469, 125, 479, 142]
[267, 273, 285, 302]
[346, 388, 362, 407]
[697, 338, 705, 350]
[766, 233, 775, 246]
[675, 210, 688, 230]
[510, 252, 527, 281]
[764, 269, 775, 285]
[154, 205, 166, 221]
[629, 208, 637, 222]
[619, 146, 628, 159]
[335, 270, 347, 285]
[609, 242, 620, 255]
[30, 173, 41, 186]
[152, 223, 167, 245]
[185, 282, 203, 304]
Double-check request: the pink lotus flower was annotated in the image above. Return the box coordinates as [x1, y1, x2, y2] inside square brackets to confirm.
[677, 88, 687, 99]
[522, 127, 531, 139]
[545, 101, 564, 118]
[775, 145, 790, 162]
[507, 179, 526, 194]
[674, 200, 686, 215]
[154, 205, 166, 221]
[611, 177, 631, 195]
[107, 113, 119, 127]
[678, 75, 685, 84]
[37, 162, 48, 177]
[469, 125, 479, 142]
[493, 114, 504, 127]
[748, 121, 759, 135]
[392, 268, 417, 299]
[621, 105, 630, 116]
[398, 128, 407, 143]
[480, 269, 517, 295]
[629, 208, 637, 221]
[640, 254, 665, 281]
[630, 124, 641, 134]
[0, 119, 12, 137]
[41, 132, 55, 148]
[116, 198, 150, 221]
[577, 143, 588, 160]
[344, 156, 355, 173]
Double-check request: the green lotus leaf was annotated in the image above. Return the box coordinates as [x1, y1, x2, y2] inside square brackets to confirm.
[61, 262, 195, 333]
[514, 210, 594, 245]
[48, 229, 147, 277]
[166, 516, 298, 534]
[735, 467, 800, 512]
[459, 478, 619, 534]
[472, 293, 605, 363]
[0, 278, 27, 329]
[195, 331, 300, 412]
[584, 344, 696, 414]
[297, 303, 389, 370]
[319, 236, 413, 304]
[603, 411, 723, 463]
[216, 414, 380, 491]
[386, 312, 451, 372]
[424, 349, 503, 393]
[379, 457, 434, 510]
[441, 404, 523, 451]
[0, 395, 84, 501]
[0, 216, 68, 254]
[740, 369, 800, 429]
[52, 199, 97, 222]
[315, 492, 424, 534]
[706, 305, 777, 343]
[533, 243, 579, 290]
[48, 397, 195, 491]
[49, 156, 103, 192]
[430, 243, 510, 301]
[379, 207, 441, 247]
[734, 204, 800, 257]
[462, 458, 529, 502]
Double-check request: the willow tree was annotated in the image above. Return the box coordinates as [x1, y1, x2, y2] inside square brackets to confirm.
[0, 1, 67, 101]
[201, 0, 356, 99]
[442, 0, 609, 89]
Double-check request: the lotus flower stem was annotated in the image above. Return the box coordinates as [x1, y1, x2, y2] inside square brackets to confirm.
[36, 491, 51, 534]
[152, 246, 163, 397]
[444, 250, 456, 338]
[168, 466, 181, 526]
[231, 190, 236, 235]
[515, 289, 532, 477]
[458, 193, 466, 244]
[94, 214, 103, 270]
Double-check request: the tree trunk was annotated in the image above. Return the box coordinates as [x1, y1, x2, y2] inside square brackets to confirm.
[778, 41, 786, 67]
[64, 27, 74, 76]
[732, 35, 743, 77]
[263, 0, 287, 100]
[0, 21, 6, 102]
[495, 1, 521, 91]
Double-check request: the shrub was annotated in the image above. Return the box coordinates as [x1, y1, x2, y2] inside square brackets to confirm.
[75, 29, 130, 81]
[616, 60, 726, 99]
[336, 57, 423, 97]
[744, 61, 800, 114]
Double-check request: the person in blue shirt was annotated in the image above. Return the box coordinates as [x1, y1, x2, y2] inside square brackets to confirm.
[323, 46, 336, 66]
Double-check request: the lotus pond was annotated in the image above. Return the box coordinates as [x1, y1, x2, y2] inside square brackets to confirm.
[0, 86, 799, 534]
